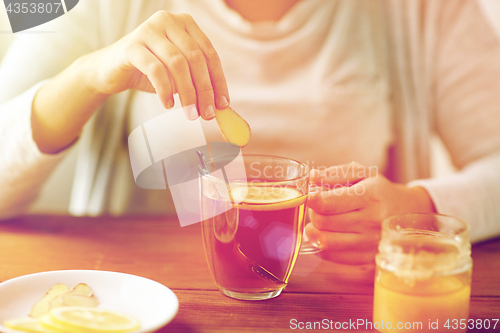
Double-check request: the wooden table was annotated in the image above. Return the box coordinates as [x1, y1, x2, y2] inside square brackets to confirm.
[0, 215, 499, 332]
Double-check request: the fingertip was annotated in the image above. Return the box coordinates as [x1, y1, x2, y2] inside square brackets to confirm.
[308, 185, 319, 197]
[307, 189, 321, 209]
[217, 95, 229, 109]
[161, 97, 174, 109]
[304, 222, 315, 235]
[159, 98, 168, 109]
[204, 104, 215, 120]
[166, 99, 174, 109]
[183, 104, 199, 121]
[304, 223, 321, 247]
[310, 169, 321, 180]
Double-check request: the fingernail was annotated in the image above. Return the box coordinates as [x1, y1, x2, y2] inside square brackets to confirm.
[166, 99, 174, 109]
[185, 105, 199, 120]
[311, 239, 322, 249]
[190, 106, 199, 120]
[219, 96, 229, 108]
[205, 105, 215, 119]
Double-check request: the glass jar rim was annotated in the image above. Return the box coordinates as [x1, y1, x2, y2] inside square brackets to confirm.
[377, 213, 472, 275]
[382, 213, 470, 239]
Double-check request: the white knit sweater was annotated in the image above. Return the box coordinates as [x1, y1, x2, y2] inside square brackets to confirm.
[0, 0, 499, 242]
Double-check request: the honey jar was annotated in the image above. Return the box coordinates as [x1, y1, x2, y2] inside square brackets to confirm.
[373, 214, 472, 332]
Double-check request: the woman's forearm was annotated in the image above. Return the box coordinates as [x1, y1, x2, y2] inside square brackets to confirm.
[31, 53, 110, 154]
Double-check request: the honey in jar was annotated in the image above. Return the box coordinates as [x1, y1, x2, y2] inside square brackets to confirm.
[373, 214, 472, 333]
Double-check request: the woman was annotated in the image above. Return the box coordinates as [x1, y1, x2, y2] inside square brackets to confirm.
[1, 0, 499, 267]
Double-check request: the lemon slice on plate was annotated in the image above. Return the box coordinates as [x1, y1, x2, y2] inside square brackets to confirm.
[39, 314, 69, 332]
[3, 317, 56, 333]
[49, 307, 140, 333]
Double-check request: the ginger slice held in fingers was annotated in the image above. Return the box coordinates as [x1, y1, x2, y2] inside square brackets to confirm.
[215, 107, 251, 148]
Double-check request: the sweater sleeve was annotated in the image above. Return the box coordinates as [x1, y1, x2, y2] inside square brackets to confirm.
[409, 152, 500, 243]
[0, 0, 100, 219]
[0, 81, 69, 219]
[409, 0, 500, 243]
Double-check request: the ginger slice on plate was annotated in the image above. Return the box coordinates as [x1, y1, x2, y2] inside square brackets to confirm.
[65, 283, 93, 297]
[5, 283, 102, 333]
[48, 283, 99, 311]
[49, 293, 100, 311]
[29, 284, 70, 318]
[29, 283, 97, 318]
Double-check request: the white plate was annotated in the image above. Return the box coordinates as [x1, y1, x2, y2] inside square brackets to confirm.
[0, 270, 179, 333]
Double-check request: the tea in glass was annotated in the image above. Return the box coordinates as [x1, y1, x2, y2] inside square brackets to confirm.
[200, 155, 309, 300]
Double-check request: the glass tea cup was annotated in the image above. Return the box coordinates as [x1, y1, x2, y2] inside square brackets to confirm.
[199, 154, 309, 300]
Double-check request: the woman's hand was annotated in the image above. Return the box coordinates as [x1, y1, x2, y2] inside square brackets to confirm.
[305, 163, 436, 265]
[87, 11, 229, 120]
[33, 11, 229, 153]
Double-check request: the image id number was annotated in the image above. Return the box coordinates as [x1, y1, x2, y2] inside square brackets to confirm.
[6, 2, 63, 14]
[444, 319, 499, 330]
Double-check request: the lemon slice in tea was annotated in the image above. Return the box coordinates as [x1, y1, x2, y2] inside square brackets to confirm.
[231, 186, 306, 211]
[49, 306, 140, 333]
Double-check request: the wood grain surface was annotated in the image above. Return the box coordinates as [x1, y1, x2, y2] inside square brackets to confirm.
[0, 215, 499, 332]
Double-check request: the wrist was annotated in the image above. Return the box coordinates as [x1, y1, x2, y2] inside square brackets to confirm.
[77, 52, 111, 99]
[31, 54, 110, 154]
[406, 185, 437, 214]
